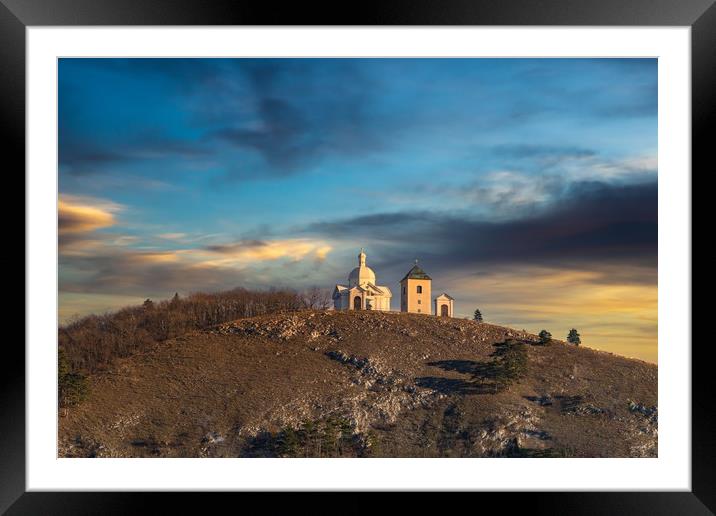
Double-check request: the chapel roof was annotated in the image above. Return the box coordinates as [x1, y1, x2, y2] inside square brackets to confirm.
[400, 264, 432, 282]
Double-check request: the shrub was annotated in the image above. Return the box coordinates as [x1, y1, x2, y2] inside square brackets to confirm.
[58, 347, 89, 407]
[567, 328, 581, 346]
[473, 309, 483, 323]
[538, 330, 552, 346]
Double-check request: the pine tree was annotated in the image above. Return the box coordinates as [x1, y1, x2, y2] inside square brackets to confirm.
[473, 308, 483, 322]
[538, 329, 552, 345]
[567, 328, 581, 346]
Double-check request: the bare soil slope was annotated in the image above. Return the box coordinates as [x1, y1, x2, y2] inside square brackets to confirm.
[59, 310, 657, 458]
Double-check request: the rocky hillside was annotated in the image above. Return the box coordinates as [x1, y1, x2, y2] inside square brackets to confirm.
[59, 310, 657, 458]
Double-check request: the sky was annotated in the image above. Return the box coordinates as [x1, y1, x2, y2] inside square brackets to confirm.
[58, 58, 658, 363]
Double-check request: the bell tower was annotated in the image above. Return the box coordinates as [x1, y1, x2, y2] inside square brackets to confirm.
[400, 260, 432, 314]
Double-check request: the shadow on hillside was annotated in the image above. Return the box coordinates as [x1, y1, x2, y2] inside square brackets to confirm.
[415, 358, 502, 395]
[554, 395, 584, 413]
[415, 376, 499, 395]
[415, 340, 532, 396]
[427, 359, 501, 380]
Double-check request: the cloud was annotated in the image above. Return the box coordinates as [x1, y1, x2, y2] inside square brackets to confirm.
[440, 264, 657, 362]
[201, 239, 333, 264]
[485, 144, 656, 180]
[59, 251, 242, 295]
[59, 133, 212, 176]
[61, 59, 386, 179]
[305, 180, 657, 273]
[58, 194, 120, 234]
[57, 193, 334, 295]
[491, 144, 596, 160]
[60, 235, 334, 296]
[57, 194, 129, 257]
[214, 98, 320, 172]
[208, 60, 385, 177]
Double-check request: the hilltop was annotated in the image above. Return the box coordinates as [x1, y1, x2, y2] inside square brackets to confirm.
[59, 310, 657, 458]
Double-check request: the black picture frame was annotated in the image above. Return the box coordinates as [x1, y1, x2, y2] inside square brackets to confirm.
[4, 0, 709, 513]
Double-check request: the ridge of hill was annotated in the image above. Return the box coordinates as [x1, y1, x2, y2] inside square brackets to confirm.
[59, 310, 657, 458]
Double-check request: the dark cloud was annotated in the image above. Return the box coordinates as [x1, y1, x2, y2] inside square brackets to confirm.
[59, 133, 212, 175]
[305, 180, 657, 275]
[214, 97, 322, 172]
[204, 239, 266, 254]
[491, 144, 596, 160]
[60, 59, 388, 178]
[208, 60, 386, 176]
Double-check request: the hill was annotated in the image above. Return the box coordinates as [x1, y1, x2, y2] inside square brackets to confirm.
[58, 310, 657, 458]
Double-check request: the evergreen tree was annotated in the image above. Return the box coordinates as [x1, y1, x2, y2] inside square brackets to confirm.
[538, 329, 552, 345]
[473, 308, 483, 322]
[58, 347, 88, 407]
[276, 427, 300, 457]
[567, 328, 581, 346]
[170, 292, 181, 308]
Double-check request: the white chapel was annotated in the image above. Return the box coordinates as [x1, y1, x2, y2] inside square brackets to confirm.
[332, 249, 392, 311]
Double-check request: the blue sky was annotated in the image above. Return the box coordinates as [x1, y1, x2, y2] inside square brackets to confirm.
[58, 58, 658, 362]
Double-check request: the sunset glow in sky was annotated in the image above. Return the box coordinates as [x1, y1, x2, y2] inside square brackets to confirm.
[59, 58, 658, 362]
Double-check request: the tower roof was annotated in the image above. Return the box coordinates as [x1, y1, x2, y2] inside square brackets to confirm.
[400, 264, 431, 282]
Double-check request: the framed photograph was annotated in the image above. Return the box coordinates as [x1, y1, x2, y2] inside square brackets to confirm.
[7, 0, 709, 512]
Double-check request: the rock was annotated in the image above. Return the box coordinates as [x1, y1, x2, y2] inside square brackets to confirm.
[202, 432, 225, 444]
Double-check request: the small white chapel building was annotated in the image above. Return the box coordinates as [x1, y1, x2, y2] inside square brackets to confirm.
[332, 249, 392, 311]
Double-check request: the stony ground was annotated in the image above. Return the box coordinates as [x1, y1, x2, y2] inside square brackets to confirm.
[59, 310, 657, 458]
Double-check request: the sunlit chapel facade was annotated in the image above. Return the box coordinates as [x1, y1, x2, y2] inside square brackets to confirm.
[332, 250, 393, 311]
[333, 251, 455, 317]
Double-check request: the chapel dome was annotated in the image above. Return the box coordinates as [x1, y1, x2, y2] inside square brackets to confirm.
[348, 265, 376, 287]
[348, 249, 376, 287]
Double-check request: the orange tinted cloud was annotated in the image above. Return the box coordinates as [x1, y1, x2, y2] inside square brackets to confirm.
[200, 239, 332, 265]
[58, 195, 120, 234]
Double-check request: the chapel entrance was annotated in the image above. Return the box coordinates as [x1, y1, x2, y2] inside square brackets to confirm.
[440, 304, 449, 317]
[353, 296, 362, 310]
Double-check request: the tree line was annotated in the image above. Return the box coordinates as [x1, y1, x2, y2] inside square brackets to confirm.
[59, 286, 332, 380]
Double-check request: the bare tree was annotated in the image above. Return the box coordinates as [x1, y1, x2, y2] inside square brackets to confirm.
[303, 287, 331, 310]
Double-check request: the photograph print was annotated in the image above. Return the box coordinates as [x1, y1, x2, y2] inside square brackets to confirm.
[58, 58, 658, 458]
